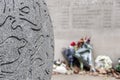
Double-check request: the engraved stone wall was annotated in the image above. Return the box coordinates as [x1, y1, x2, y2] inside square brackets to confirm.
[0, 0, 54, 80]
[46, 0, 120, 65]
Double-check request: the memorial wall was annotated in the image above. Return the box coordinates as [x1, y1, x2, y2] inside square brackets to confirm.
[46, 0, 120, 64]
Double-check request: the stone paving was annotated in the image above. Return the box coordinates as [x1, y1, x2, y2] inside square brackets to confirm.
[51, 74, 117, 80]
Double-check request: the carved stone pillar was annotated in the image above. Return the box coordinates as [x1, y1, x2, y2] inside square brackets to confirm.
[0, 0, 54, 80]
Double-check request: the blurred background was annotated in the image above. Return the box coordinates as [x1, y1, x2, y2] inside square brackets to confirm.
[45, 0, 120, 80]
[46, 0, 120, 65]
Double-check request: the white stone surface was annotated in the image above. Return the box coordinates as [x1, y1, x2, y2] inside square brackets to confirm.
[0, 0, 54, 80]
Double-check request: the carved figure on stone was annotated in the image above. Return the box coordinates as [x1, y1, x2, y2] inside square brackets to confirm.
[0, 36, 27, 76]
[0, 0, 54, 80]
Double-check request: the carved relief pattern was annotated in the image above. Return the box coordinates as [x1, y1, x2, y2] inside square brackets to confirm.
[0, 0, 54, 80]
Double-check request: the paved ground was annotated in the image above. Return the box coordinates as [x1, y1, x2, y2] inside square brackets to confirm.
[51, 74, 117, 80]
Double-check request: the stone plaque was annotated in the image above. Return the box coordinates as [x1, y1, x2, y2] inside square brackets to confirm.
[0, 0, 54, 80]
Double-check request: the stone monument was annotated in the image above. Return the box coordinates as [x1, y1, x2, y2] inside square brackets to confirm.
[0, 0, 54, 80]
